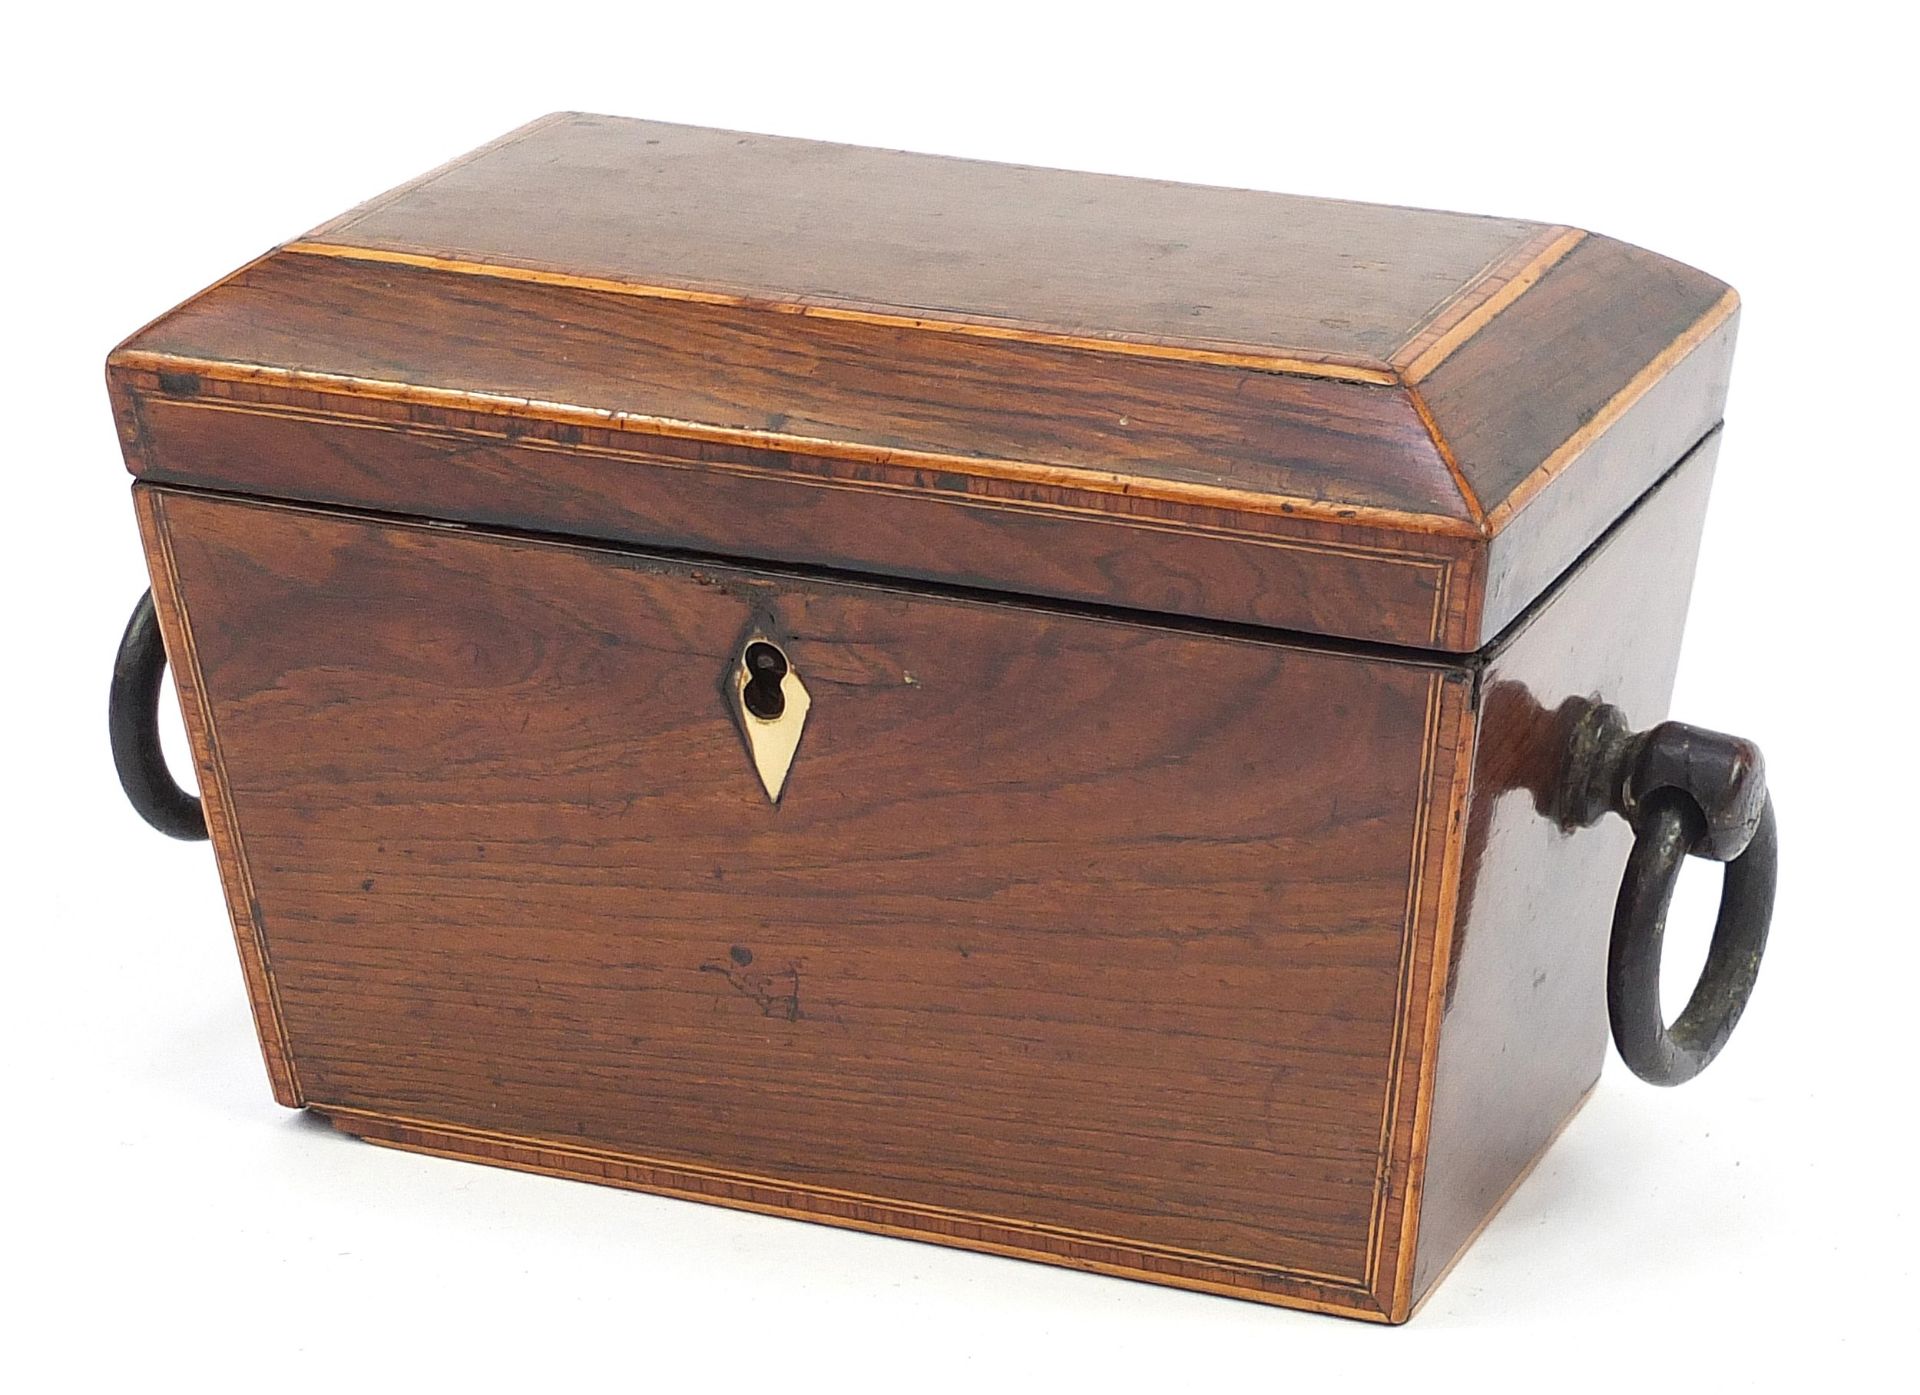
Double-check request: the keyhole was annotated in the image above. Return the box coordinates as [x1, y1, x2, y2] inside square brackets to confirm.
[742, 641, 788, 720]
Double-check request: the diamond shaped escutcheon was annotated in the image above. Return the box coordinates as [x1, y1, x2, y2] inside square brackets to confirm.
[729, 638, 810, 803]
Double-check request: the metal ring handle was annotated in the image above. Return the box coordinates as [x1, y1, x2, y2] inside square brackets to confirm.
[1556, 703, 1778, 1086]
[1607, 789, 1777, 1086]
[110, 589, 208, 841]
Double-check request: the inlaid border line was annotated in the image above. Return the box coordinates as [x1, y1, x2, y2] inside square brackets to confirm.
[1362, 672, 1444, 1290]
[1388, 677, 1480, 1317]
[173, 487, 1461, 1300]
[132, 389, 1464, 574]
[280, 241, 1403, 386]
[339, 1112, 1392, 1319]
[114, 349, 1480, 539]
[1397, 228, 1588, 384]
[1486, 290, 1741, 528]
[138, 489, 304, 1104]
[314, 1103, 1374, 1293]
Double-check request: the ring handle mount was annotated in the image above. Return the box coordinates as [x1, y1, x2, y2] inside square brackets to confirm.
[1557, 704, 1777, 1086]
[110, 588, 209, 841]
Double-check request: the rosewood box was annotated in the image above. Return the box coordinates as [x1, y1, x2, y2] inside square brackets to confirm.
[106, 114, 1777, 1322]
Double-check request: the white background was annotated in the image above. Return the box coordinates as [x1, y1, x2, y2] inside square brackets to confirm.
[5, 2, 1913, 1388]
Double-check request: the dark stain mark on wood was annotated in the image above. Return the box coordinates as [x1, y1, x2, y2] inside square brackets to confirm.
[701, 949, 804, 1022]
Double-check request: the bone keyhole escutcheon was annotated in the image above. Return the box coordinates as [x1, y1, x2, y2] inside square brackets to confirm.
[729, 636, 810, 804]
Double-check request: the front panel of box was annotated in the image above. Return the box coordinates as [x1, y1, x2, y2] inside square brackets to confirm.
[137, 484, 1469, 1310]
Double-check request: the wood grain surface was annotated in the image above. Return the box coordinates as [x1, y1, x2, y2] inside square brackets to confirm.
[136, 483, 1476, 1319]
[111, 115, 1742, 1321]
[301, 112, 1550, 378]
[115, 252, 1472, 521]
[1410, 435, 1720, 1308]
[107, 113, 1737, 652]
[115, 365, 1479, 651]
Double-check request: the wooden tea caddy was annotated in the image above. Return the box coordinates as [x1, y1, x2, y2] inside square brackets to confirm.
[106, 114, 1778, 1322]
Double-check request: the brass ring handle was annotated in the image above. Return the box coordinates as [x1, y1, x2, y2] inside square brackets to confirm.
[1558, 705, 1777, 1086]
[110, 589, 208, 841]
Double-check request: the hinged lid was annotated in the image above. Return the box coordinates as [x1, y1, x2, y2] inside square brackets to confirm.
[108, 112, 1737, 652]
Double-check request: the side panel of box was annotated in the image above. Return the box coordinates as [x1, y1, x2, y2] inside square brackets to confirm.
[134, 485, 303, 1106]
[1407, 434, 1720, 1305]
